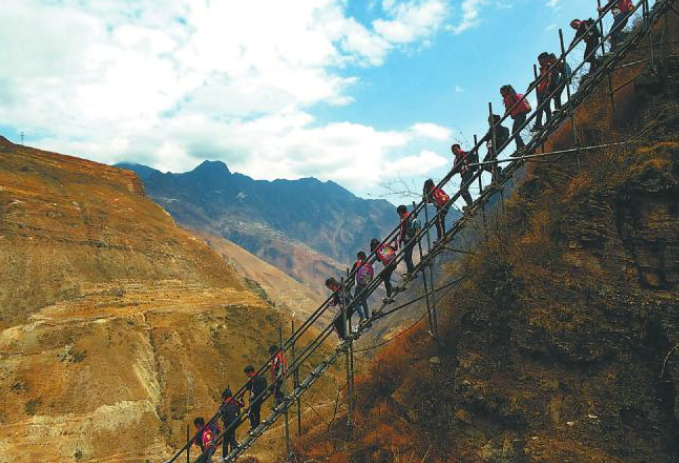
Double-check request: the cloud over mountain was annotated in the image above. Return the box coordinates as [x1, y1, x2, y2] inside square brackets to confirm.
[0, 0, 466, 191]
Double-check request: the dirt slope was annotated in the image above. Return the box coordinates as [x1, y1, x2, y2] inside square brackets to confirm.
[196, 232, 330, 322]
[0, 137, 240, 325]
[0, 140, 335, 463]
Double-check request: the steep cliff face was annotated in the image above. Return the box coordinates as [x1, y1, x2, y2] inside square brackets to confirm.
[0, 141, 335, 463]
[439, 136, 679, 462]
[295, 24, 679, 463]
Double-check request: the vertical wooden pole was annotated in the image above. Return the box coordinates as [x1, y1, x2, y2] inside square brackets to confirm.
[472, 134, 482, 198]
[532, 63, 542, 145]
[341, 275, 354, 428]
[559, 28, 581, 171]
[488, 102, 499, 183]
[291, 321, 302, 438]
[644, 0, 656, 69]
[419, 200, 436, 340]
[597, 0, 607, 55]
[596, 0, 617, 114]
[186, 424, 190, 463]
[279, 326, 291, 462]
[473, 134, 488, 234]
[416, 200, 441, 352]
[348, 341, 355, 427]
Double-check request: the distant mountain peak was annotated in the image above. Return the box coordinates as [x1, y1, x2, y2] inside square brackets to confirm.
[193, 160, 231, 176]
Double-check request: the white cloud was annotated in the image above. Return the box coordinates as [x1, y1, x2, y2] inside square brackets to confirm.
[0, 0, 460, 194]
[374, 0, 449, 44]
[391, 149, 448, 175]
[36, 113, 452, 190]
[450, 0, 487, 34]
[411, 123, 453, 141]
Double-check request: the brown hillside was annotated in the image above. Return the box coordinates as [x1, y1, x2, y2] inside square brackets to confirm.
[195, 232, 331, 323]
[0, 140, 336, 463]
[0, 137, 241, 325]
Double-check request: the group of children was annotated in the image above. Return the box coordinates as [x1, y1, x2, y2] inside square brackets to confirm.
[535, 0, 636, 133]
[321, 0, 639, 342]
[323, 176, 456, 341]
[191, 345, 286, 463]
[183, 2, 639, 461]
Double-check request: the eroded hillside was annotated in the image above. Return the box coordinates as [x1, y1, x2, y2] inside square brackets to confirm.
[0, 141, 336, 463]
[195, 232, 331, 323]
[0, 139, 239, 324]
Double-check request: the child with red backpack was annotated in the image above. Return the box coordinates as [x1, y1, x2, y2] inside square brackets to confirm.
[501, 84, 531, 152]
[269, 345, 286, 408]
[549, 53, 571, 111]
[192, 417, 220, 463]
[423, 179, 451, 243]
[533, 52, 557, 131]
[570, 18, 601, 73]
[600, 0, 634, 50]
[243, 365, 267, 431]
[370, 238, 398, 304]
[351, 251, 374, 323]
[396, 205, 418, 275]
[482, 114, 510, 182]
[326, 277, 351, 340]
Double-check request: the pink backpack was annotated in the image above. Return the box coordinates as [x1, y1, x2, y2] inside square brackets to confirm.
[356, 262, 374, 286]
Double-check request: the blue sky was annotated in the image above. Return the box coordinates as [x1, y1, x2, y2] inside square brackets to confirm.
[0, 0, 607, 200]
[319, 0, 595, 147]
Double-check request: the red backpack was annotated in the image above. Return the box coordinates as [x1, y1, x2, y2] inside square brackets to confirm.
[618, 0, 634, 13]
[432, 188, 450, 208]
[377, 244, 396, 265]
[515, 94, 532, 114]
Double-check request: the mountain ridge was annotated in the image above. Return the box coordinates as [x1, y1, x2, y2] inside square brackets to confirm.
[115, 159, 401, 289]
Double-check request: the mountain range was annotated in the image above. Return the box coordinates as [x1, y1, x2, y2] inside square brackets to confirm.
[116, 160, 399, 289]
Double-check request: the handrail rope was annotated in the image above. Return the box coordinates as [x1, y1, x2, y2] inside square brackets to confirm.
[171, 1, 669, 461]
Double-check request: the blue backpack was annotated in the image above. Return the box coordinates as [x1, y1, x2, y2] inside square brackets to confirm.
[407, 216, 421, 239]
